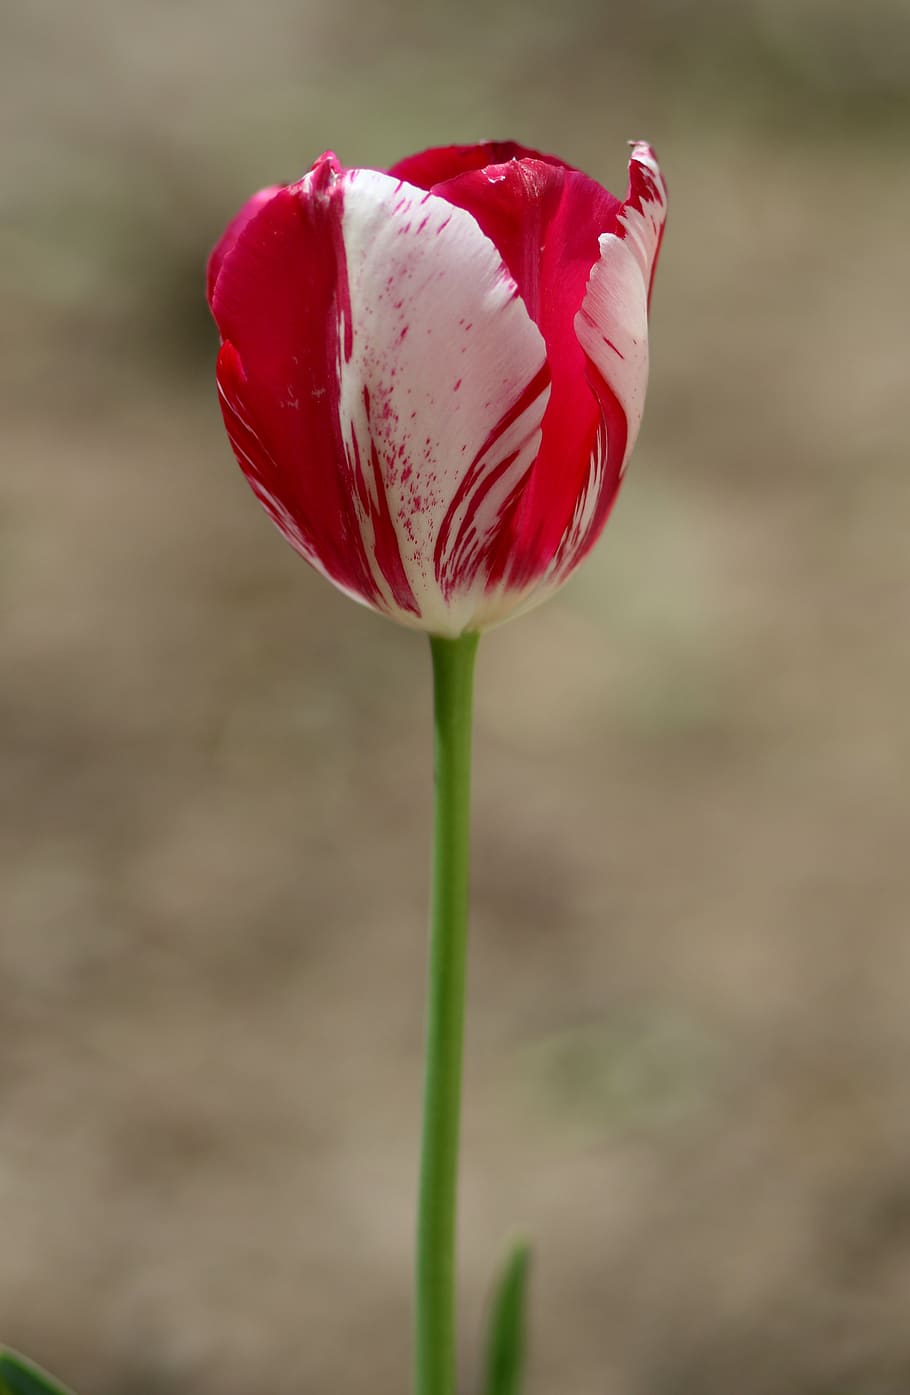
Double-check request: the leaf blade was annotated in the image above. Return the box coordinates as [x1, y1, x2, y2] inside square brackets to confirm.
[0, 1350, 76, 1395]
[483, 1240, 531, 1395]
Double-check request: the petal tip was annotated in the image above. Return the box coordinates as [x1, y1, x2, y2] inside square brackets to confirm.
[625, 141, 668, 209]
[307, 150, 346, 194]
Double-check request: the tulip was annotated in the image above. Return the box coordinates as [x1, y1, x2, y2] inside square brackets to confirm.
[208, 139, 667, 1395]
[208, 140, 667, 636]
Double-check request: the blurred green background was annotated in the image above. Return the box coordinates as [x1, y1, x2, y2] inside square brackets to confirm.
[2, 1, 909, 1392]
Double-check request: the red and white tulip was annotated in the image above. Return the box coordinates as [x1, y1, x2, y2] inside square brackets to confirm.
[208, 140, 667, 636]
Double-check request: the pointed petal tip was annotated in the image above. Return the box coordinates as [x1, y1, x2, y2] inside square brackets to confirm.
[625, 141, 668, 209]
[308, 150, 345, 191]
[627, 139, 660, 165]
[621, 142, 668, 301]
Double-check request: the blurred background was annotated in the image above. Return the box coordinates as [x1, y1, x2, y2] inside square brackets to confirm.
[2, 1, 909, 1392]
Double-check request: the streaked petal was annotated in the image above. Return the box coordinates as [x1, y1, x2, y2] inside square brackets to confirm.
[387, 141, 572, 192]
[436, 158, 624, 591]
[211, 153, 549, 633]
[619, 141, 668, 310]
[206, 185, 283, 307]
[569, 142, 668, 568]
[212, 161, 396, 611]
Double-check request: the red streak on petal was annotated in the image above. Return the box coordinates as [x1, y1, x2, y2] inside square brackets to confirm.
[558, 362, 628, 571]
[620, 144, 668, 308]
[360, 394, 421, 615]
[434, 362, 550, 596]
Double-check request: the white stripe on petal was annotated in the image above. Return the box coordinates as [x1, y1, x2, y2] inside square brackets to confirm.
[555, 416, 609, 575]
[334, 168, 549, 635]
[617, 143, 668, 298]
[574, 142, 667, 466]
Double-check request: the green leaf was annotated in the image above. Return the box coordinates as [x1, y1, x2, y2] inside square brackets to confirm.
[483, 1240, 531, 1395]
[0, 1350, 76, 1395]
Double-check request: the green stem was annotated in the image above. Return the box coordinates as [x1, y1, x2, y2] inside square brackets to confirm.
[415, 631, 480, 1395]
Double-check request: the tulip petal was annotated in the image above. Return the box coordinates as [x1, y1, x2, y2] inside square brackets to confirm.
[213, 164, 405, 613]
[388, 141, 572, 191]
[568, 142, 668, 571]
[206, 185, 283, 306]
[435, 158, 624, 592]
[211, 154, 549, 633]
[436, 144, 666, 605]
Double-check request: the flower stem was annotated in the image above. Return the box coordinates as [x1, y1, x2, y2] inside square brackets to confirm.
[415, 632, 480, 1395]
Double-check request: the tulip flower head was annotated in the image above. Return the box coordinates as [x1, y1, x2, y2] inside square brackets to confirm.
[208, 140, 667, 636]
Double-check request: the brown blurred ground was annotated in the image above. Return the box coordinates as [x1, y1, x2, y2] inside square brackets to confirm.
[2, 2, 910, 1392]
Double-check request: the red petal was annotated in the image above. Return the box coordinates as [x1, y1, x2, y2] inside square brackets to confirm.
[435, 158, 625, 586]
[211, 159, 416, 614]
[206, 185, 283, 308]
[387, 141, 572, 191]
